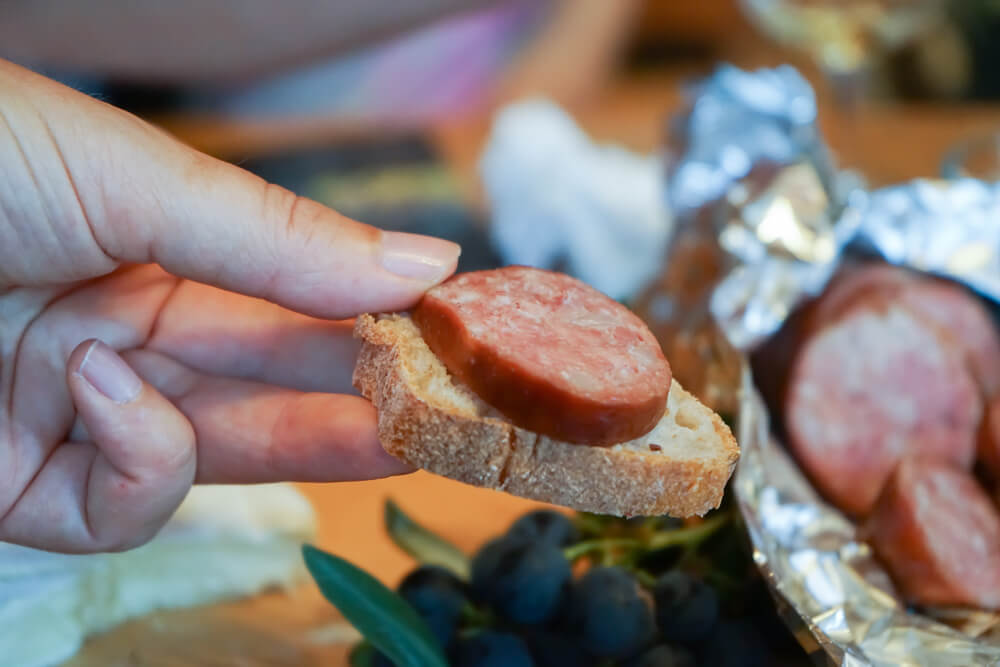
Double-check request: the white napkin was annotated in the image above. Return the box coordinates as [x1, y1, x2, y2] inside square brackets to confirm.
[480, 99, 673, 302]
[0, 484, 316, 667]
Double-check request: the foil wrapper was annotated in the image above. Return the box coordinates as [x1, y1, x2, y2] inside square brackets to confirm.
[667, 65, 1000, 665]
[735, 367, 1000, 666]
[668, 64, 826, 214]
[859, 178, 1000, 298]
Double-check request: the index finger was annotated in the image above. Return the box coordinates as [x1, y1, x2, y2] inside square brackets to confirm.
[1, 59, 460, 317]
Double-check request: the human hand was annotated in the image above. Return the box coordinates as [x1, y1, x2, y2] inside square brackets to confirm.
[0, 60, 460, 553]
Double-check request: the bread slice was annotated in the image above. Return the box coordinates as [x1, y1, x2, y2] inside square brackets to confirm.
[353, 313, 739, 517]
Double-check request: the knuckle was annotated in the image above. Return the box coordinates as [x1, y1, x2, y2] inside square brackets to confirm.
[259, 182, 302, 238]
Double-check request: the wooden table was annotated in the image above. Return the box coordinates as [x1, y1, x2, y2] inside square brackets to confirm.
[160, 64, 1000, 194]
[68, 56, 1000, 665]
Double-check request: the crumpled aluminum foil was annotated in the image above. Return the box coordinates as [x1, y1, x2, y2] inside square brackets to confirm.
[668, 64, 825, 214]
[667, 65, 1000, 666]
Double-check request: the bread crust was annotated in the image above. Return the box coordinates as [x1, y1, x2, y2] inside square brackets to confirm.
[353, 314, 739, 517]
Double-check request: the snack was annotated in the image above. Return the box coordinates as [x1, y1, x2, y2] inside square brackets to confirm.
[353, 266, 739, 517]
[807, 264, 1000, 396]
[803, 262, 917, 331]
[411, 266, 671, 446]
[776, 260, 1000, 613]
[861, 457, 1000, 609]
[785, 296, 981, 516]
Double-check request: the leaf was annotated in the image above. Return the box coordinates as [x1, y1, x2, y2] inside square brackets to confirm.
[573, 511, 613, 537]
[349, 642, 376, 667]
[384, 498, 470, 579]
[302, 545, 447, 667]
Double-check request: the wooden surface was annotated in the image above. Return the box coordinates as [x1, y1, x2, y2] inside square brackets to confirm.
[159, 66, 1000, 199]
[65, 21, 1000, 667]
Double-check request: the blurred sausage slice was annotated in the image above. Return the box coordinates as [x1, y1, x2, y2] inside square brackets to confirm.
[412, 266, 671, 446]
[806, 263, 917, 331]
[785, 299, 981, 516]
[861, 457, 1000, 609]
[896, 280, 1000, 398]
[809, 262, 1000, 397]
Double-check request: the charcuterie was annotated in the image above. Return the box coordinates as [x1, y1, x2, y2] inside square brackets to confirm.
[785, 297, 981, 516]
[353, 266, 739, 518]
[861, 457, 1000, 609]
[412, 266, 672, 446]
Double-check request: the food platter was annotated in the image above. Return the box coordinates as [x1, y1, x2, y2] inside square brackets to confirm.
[662, 65, 1000, 665]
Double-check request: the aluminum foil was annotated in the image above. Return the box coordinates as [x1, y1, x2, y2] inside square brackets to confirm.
[859, 178, 1000, 298]
[667, 65, 1000, 666]
[667, 64, 826, 214]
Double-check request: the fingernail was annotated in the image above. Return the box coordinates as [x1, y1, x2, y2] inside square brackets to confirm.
[379, 231, 460, 282]
[77, 340, 142, 404]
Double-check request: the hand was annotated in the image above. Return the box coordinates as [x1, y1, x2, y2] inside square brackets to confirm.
[0, 60, 460, 554]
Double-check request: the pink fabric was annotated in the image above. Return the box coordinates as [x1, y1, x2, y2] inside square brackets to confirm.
[205, 1, 547, 121]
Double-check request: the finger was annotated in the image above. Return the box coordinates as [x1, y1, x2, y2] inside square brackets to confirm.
[0, 340, 196, 553]
[1, 264, 179, 508]
[1, 60, 460, 316]
[69, 349, 412, 484]
[146, 278, 361, 395]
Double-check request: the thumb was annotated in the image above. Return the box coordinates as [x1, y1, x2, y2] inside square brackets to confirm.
[67, 339, 197, 552]
[2, 60, 460, 318]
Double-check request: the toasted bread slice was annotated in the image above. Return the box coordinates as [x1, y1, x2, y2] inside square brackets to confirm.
[353, 313, 739, 517]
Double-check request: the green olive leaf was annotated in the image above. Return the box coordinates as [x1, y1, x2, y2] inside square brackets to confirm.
[384, 498, 470, 579]
[348, 642, 376, 667]
[573, 511, 617, 538]
[302, 545, 447, 667]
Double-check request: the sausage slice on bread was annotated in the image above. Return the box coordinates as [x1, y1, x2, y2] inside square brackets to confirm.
[352, 267, 739, 517]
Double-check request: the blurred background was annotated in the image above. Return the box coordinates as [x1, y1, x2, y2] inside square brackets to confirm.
[10, 0, 1000, 218]
[8, 0, 996, 272]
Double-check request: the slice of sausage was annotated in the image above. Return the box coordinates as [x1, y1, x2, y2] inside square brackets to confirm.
[785, 299, 981, 516]
[894, 280, 1000, 398]
[861, 457, 1000, 609]
[412, 266, 671, 446]
[805, 263, 917, 332]
[750, 264, 913, 438]
[751, 263, 919, 435]
[809, 262, 1000, 397]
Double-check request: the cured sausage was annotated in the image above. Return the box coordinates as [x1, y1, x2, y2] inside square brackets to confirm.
[861, 457, 1000, 609]
[805, 263, 917, 332]
[895, 280, 1000, 398]
[809, 263, 1000, 397]
[412, 266, 671, 446]
[755, 263, 925, 439]
[785, 298, 981, 516]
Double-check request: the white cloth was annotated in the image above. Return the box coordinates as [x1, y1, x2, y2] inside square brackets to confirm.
[0, 484, 316, 667]
[480, 100, 673, 302]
